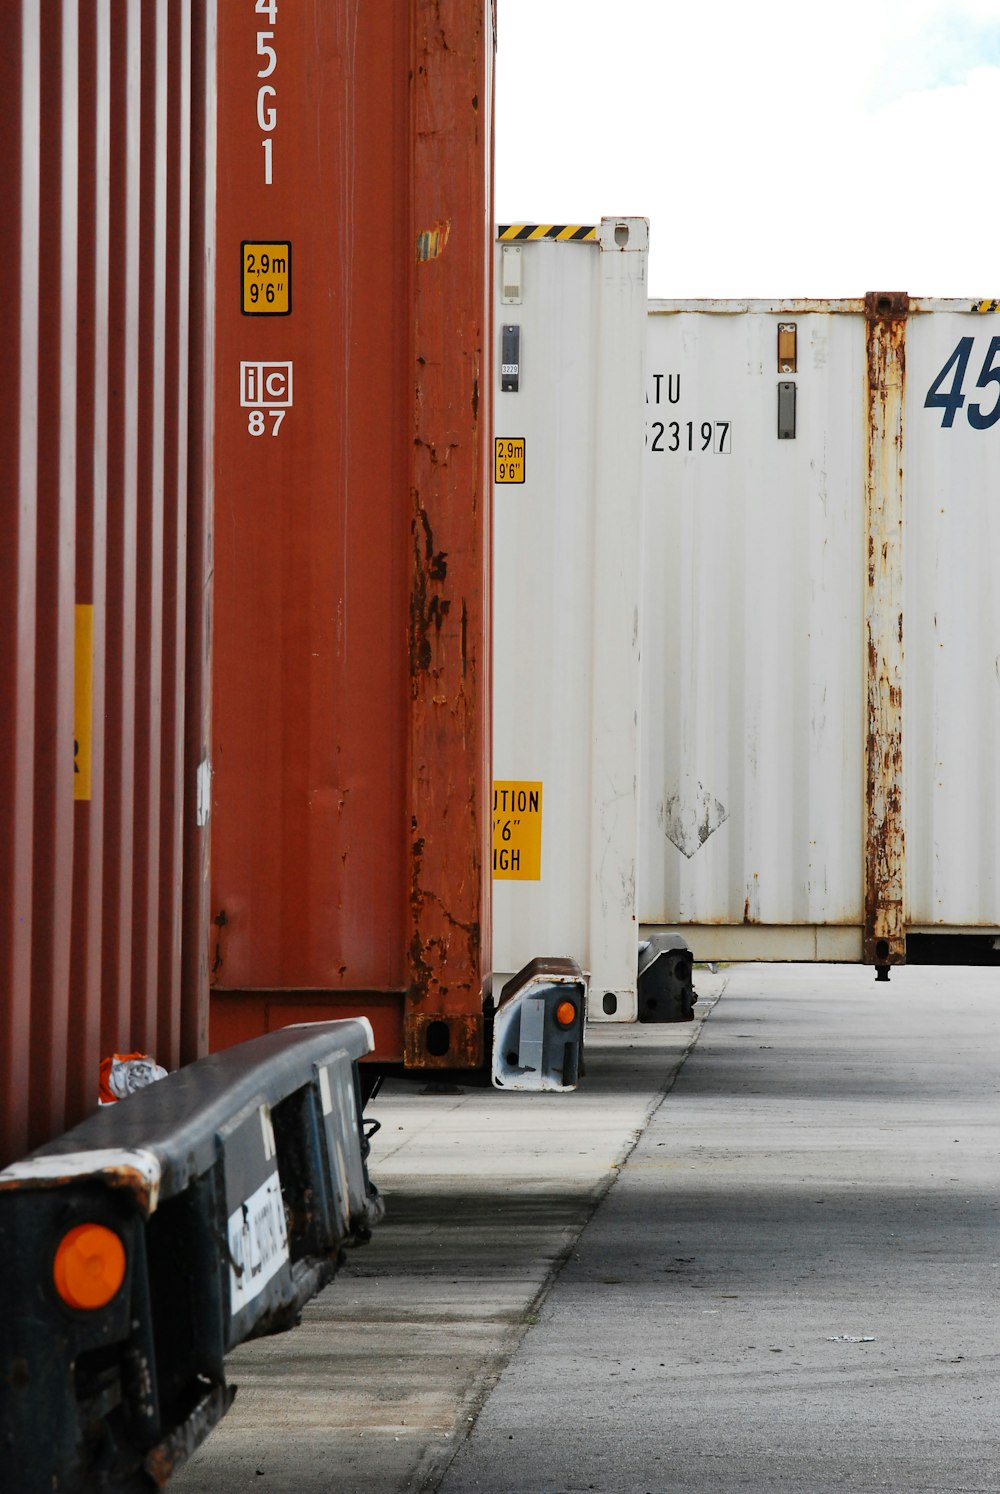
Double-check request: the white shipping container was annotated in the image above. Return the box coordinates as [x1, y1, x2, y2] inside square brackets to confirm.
[903, 311, 1000, 930]
[641, 304, 867, 956]
[494, 262, 1000, 1007]
[641, 297, 1000, 968]
[491, 219, 649, 1019]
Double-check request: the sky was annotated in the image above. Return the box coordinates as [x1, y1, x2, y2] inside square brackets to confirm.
[494, 0, 1000, 298]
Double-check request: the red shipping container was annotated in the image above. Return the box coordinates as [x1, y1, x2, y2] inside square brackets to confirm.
[0, 1, 215, 1167]
[209, 2, 495, 1068]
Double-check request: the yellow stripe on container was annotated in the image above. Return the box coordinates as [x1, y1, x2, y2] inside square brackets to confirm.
[74, 604, 93, 802]
[497, 224, 596, 243]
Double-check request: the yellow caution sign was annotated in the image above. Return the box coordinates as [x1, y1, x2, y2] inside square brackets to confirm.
[242, 241, 291, 315]
[494, 437, 525, 484]
[74, 604, 93, 801]
[492, 781, 542, 880]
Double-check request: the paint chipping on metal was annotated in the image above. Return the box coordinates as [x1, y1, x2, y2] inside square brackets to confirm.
[409, 507, 452, 682]
[416, 220, 451, 262]
[658, 784, 729, 860]
[402, 0, 492, 1071]
[0, 1146, 163, 1216]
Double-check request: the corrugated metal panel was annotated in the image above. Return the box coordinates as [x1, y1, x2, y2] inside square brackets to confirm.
[209, 1, 494, 1068]
[640, 306, 866, 932]
[0, 2, 215, 1167]
[493, 289, 1000, 978]
[491, 220, 649, 1019]
[905, 309, 1000, 927]
[641, 296, 1000, 959]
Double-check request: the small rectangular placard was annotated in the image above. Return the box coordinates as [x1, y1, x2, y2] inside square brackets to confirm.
[493, 780, 543, 880]
[495, 437, 526, 483]
[501, 324, 520, 391]
[242, 241, 292, 315]
[228, 1171, 289, 1313]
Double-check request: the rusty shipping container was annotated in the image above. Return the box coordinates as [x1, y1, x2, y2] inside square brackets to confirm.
[0, 2, 216, 1169]
[209, 2, 495, 1068]
[640, 296, 1000, 972]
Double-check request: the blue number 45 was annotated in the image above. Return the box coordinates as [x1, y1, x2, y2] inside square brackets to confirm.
[925, 335, 1000, 429]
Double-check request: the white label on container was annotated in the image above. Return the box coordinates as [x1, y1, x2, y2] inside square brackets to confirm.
[228, 1170, 289, 1314]
[259, 1104, 276, 1161]
[196, 757, 211, 828]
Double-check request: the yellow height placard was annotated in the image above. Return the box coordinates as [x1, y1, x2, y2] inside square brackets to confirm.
[492, 780, 542, 879]
[74, 604, 93, 801]
[494, 437, 525, 484]
[242, 240, 292, 315]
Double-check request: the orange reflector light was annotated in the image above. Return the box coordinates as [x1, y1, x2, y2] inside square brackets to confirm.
[53, 1224, 126, 1311]
[554, 1000, 577, 1028]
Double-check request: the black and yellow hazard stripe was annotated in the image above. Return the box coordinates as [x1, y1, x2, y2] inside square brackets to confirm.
[973, 299, 1000, 313]
[497, 224, 596, 242]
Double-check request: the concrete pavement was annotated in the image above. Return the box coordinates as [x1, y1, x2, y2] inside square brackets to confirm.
[441, 964, 1000, 1492]
[173, 972, 724, 1493]
[175, 964, 1000, 1492]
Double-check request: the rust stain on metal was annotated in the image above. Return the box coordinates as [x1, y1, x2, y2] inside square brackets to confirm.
[0, 1157, 160, 1216]
[104, 1162, 159, 1217]
[407, 829, 484, 1067]
[461, 599, 468, 677]
[143, 1384, 234, 1487]
[409, 507, 452, 680]
[210, 909, 228, 980]
[403, 0, 492, 1072]
[863, 293, 908, 967]
[404, 1012, 483, 1069]
[742, 872, 760, 925]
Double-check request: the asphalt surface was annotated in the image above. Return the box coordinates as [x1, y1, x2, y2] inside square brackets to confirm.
[175, 965, 1000, 1493]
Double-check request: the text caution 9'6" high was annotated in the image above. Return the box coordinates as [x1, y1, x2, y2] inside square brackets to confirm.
[493, 781, 543, 879]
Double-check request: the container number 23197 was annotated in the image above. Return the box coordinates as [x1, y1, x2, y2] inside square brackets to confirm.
[647, 420, 732, 454]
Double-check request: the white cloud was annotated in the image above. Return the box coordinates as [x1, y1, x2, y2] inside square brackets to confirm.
[496, 1, 1000, 296]
[871, 13, 1000, 103]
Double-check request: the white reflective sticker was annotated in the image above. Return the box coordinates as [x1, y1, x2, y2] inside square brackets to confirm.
[228, 1171, 289, 1314]
[259, 1105, 276, 1161]
[196, 757, 211, 827]
[318, 1066, 333, 1116]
